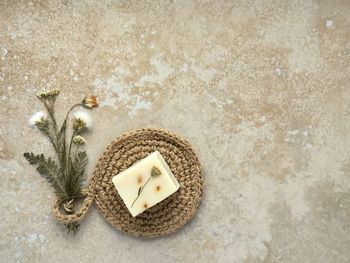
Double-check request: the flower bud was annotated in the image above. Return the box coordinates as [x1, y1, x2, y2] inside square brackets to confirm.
[35, 117, 48, 128]
[72, 135, 86, 145]
[36, 88, 60, 100]
[73, 118, 87, 132]
[82, 96, 98, 109]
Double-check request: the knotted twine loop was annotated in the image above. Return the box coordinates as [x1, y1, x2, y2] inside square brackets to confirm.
[52, 188, 94, 224]
[63, 199, 74, 214]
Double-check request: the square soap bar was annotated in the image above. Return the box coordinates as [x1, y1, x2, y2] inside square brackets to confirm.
[112, 151, 180, 217]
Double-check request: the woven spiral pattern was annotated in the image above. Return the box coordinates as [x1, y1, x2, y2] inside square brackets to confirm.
[90, 128, 203, 237]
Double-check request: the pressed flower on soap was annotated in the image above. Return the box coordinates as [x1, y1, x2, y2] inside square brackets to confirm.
[112, 151, 180, 217]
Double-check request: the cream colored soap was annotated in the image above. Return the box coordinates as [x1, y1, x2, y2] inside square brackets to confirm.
[112, 151, 180, 217]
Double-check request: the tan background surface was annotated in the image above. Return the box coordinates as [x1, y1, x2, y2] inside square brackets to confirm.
[1, 0, 349, 262]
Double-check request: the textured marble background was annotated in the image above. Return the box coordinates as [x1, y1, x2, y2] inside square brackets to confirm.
[1, 0, 350, 262]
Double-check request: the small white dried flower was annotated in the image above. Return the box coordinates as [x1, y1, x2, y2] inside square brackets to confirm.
[73, 111, 92, 129]
[72, 135, 86, 145]
[29, 111, 46, 127]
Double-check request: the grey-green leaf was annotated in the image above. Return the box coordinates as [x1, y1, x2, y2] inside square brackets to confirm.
[24, 152, 67, 199]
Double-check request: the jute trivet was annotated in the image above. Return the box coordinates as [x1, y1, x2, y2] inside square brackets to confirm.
[52, 128, 203, 237]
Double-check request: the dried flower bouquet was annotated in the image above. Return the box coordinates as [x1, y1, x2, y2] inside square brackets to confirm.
[24, 89, 98, 234]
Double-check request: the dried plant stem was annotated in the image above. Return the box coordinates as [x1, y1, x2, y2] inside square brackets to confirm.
[131, 175, 152, 207]
[43, 101, 58, 151]
[131, 166, 161, 207]
[68, 130, 77, 161]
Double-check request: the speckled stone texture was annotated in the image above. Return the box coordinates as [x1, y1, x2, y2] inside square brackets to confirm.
[1, 0, 349, 262]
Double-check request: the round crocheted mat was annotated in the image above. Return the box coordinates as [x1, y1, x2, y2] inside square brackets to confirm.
[90, 128, 203, 237]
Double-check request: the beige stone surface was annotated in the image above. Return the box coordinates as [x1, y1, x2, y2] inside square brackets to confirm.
[1, 0, 350, 262]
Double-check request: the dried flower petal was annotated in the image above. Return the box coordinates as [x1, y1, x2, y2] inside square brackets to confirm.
[29, 111, 46, 127]
[82, 96, 98, 109]
[48, 88, 60, 97]
[73, 111, 92, 129]
[36, 88, 60, 100]
[35, 117, 49, 129]
[72, 135, 86, 145]
[73, 118, 86, 132]
[151, 166, 161, 177]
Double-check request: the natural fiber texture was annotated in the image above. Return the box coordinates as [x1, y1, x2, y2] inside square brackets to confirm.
[52, 188, 94, 224]
[52, 128, 203, 237]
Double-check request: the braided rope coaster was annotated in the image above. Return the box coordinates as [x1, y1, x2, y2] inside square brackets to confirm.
[53, 128, 203, 237]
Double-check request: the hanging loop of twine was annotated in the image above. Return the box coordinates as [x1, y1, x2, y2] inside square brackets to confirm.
[52, 188, 94, 224]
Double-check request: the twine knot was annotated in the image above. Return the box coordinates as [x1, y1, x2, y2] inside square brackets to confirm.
[63, 199, 74, 214]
